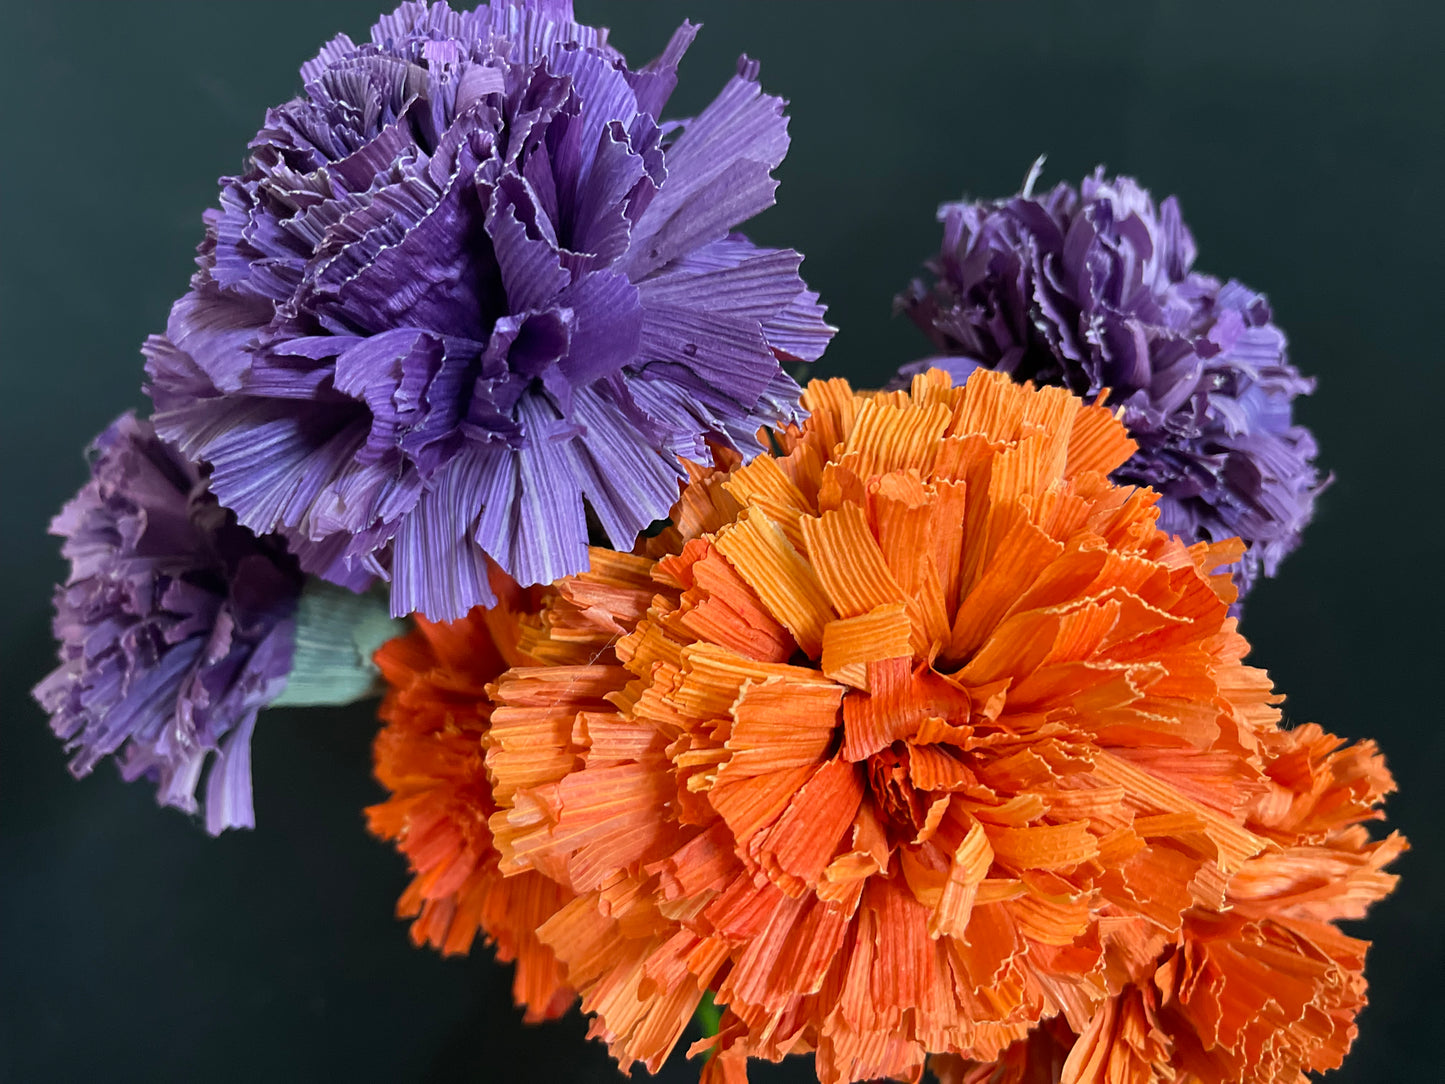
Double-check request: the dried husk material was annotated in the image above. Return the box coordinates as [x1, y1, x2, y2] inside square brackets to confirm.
[895, 167, 1326, 607]
[366, 571, 574, 1021]
[482, 368, 1373, 1082]
[271, 579, 405, 706]
[932, 720, 1404, 1084]
[33, 412, 303, 834]
[145, 0, 833, 623]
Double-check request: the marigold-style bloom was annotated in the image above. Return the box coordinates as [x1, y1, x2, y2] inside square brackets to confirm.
[895, 166, 1325, 604]
[485, 367, 1327, 1082]
[145, 0, 832, 622]
[33, 412, 303, 834]
[932, 722, 1403, 1084]
[366, 575, 573, 1020]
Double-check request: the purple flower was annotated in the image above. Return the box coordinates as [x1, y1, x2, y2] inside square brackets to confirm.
[146, 0, 833, 621]
[33, 413, 303, 834]
[895, 164, 1326, 602]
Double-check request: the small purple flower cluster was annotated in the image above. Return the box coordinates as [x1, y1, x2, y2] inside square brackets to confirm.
[897, 165, 1325, 600]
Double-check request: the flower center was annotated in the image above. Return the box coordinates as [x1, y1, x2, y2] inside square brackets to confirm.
[865, 742, 929, 837]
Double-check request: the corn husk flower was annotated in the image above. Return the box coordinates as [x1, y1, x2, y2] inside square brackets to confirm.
[367, 573, 574, 1020]
[896, 168, 1326, 606]
[146, 0, 833, 622]
[34, 413, 303, 834]
[482, 368, 1380, 1082]
[932, 721, 1403, 1084]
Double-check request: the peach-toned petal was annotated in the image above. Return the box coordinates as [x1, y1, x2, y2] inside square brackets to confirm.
[929, 820, 992, 939]
[1065, 397, 1138, 479]
[956, 608, 1062, 683]
[1094, 752, 1268, 875]
[870, 470, 933, 590]
[801, 504, 907, 618]
[908, 743, 981, 793]
[722, 448, 817, 550]
[714, 508, 836, 656]
[820, 603, 912, 689]
[719, 892, 851, 1011]
[550, 915, 701, 1072]
[720, 679, 845, 778]
[839, 656, 926, 762]
[755, 758, 865, 894]
[1227, 834, 1406, 922]
[549, 761, 683, 890]
[699, 1047, 751, 1084]
[987, 821, 1100, 872]
[842, 396, 954, 477]
[949, 518, 1066, 659]
[711, 764, 817, 854]
[670, 540, 798, 663]
[1060, 987, 1169, 1084]
[797, 377, 861, 452]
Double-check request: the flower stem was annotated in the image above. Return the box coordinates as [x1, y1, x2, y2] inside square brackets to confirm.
[694, 990, 722, 1040]
[272, 578, 406, 707]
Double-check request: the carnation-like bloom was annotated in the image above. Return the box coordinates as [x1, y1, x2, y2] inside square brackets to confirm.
[34, 412, 303, 834]
[145, 0, 833, 621]
[895, 165, 1324, 603]
[367, 574, 575, 1020]
[484, 368, 1345, 1082]
[932, 723, 1404, 1084]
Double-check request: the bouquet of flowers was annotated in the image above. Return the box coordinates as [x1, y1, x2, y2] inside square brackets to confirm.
[33, 3, 1400, 1082]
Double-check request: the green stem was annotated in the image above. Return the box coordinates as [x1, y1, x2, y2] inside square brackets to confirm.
[272, 578, 407, 707]
[694, 990, 722, 1041]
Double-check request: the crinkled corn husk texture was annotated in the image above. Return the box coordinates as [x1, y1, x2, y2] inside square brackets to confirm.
[479, 368, 1397, 1083]
[366, 572, 574, 1021]
[146, 0, 833, 623]
[894, 170, 1326, 608]
[34, 412, 303, 834]
[931, 719, 1403, 1084]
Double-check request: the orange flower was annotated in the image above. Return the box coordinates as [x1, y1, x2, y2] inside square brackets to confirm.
[484, 369, 1382, 1081]
[929, 1020, 1077, 1084]
[366, 576, 574, 1023]
[932, 720, 1404, 1084]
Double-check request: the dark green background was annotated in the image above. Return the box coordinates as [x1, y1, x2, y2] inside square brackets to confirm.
[2, 2, 1440, 1080]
